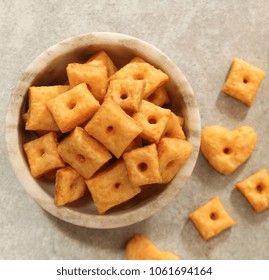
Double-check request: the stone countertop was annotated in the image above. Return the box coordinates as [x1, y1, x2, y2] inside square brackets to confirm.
[1, 0, 269, 259]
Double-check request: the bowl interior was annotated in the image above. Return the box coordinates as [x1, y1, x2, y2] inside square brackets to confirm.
[6, 33, 201, 228]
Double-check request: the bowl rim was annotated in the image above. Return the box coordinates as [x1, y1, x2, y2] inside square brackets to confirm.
[5, 32, 201, 228]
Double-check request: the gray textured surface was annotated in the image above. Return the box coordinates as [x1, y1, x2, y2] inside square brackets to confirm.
[1, 0, 269, 260]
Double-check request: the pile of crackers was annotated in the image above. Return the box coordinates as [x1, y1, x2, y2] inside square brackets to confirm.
[23, 51, 193, 215]
[22, 49, 268, 259]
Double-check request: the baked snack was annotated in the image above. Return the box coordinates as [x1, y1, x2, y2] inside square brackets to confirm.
[85, 98, 142, 158]
[158, 138, 192, 184]
[23, 132, 65, 178]
[85, 159, 141, 214]
[57, 127, 112, 179]
[236, 169, 269, 213]
[110, 59, 169, 98]
[105, 79, 145, 115]
[201, 126, 257, 175]
[132, 100, 171, 143]
[66, 63, 108, 102]
[189, 196, 236, 240]
[25, 85, 69, 132]
[222, 57, 265, 106]
[85, 50, 117, 77]
[126, 234, 180, 260]
[123, 144, 162, 186]
[22, 51, 191, 211]
[46, 83, 100, 133]
[54, 166, 87, 206]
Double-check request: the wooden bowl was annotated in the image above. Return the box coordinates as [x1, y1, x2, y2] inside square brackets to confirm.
[5, 32, 201, 228]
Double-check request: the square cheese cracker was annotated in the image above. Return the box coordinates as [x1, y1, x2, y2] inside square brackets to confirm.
[189, 196, 236, 240]
[236, 169, 269, 213]
[222, 58, 265, 106]
[85, 159, 141, 214]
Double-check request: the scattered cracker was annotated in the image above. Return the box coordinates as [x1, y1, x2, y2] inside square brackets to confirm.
[189, 196, 236, 240]
[236, 169, 269, 213]
[222, 58, 265, 106]
[126, 234, 180, 260]
[201, 126, 257, 175]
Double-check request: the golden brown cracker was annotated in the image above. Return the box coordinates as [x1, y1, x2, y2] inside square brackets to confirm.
[105, 79, 145, 115]
[54, 166, 87, 206]
[47, 83, 100, 133]
[123, 144, 162, 186]
[236, 169, 269, 213]
[163, 112, 186, 140]
[23, 132, 65, 178]
[189, 196, 236, 240]
[222, 58, 265, 106]
[57, 127, 112, 179]
[85, 159, 141, 214]
[66, 63, 108, 102]
[147, 86, 170, 107]
[26, 85, 69, 132]
[126, 234, 180, 260]
[158, 138, 192, 184]
[132, 100, 171, 143]
[201, 126, 257, 175]
[85, 98, 142, 158]
[85, 50, 117, 77]
[110, 61, 169, 98]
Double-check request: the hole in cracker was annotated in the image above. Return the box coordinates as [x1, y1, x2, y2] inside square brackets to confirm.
[70, 181, 77, 191]
[68, 101, 77, 110]
[164, 131, 171, 137]
[148, 117, 157, 124]
[256, 185, 263, 193]
[106, 126, 114, 133]
[138, 162, 148, 172]
[40, 150, 45, 157]
[166, 160, 175, 169]
[135, 73, 144, 80]
[114, 182, 120, 189]
[223, 147, 232, 154]
[120, 93, 128, 100]
[210, 212, 217, 220]
[76, 154, 85, 162]
[243, 78, 248, 84]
